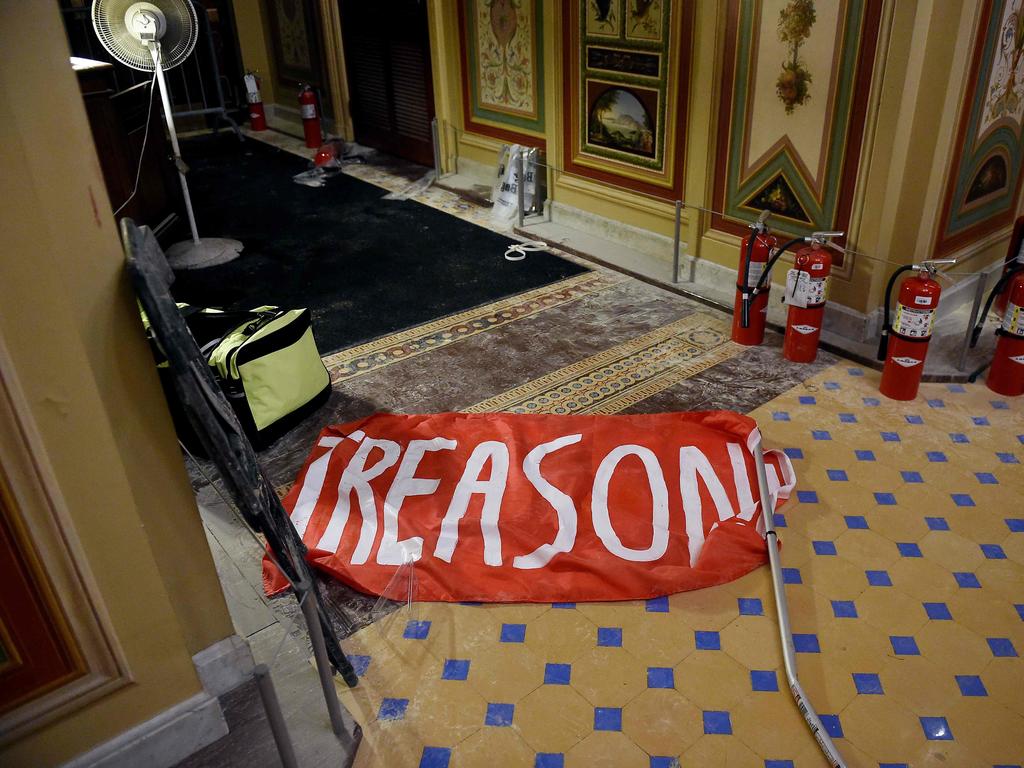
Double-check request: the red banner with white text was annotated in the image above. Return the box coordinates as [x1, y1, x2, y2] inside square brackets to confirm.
[263, 411, 794, 602]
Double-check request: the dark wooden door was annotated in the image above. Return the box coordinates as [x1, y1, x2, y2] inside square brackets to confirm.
[338, 0, 435, 166]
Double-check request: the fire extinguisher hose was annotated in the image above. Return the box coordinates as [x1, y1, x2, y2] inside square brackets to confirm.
[751, 237, 807, 297]
[876, 265, 917, 360]
[739, 232, 757, 328]
[970, 264, 1024, 347]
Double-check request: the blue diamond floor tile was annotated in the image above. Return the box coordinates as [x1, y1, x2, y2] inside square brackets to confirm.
[832, 600, 858, 618]
[647, 667, 675, 689]
[750, 670, 779, 692]
[544, 663, 571, 685]
[898, 542, 923, 557]
[695, 630, 721, 650]
[404, 620, 431, 640]
[782, 567, 803, 584]
[485, 702, 514, 727]
[646, 596, 669, 613]
[890, 636, 920, 655]
[901, 470, 923, 483]
[535, 754, 564, 768]
[500, 623, 526, 643]
[919, 716, 953, 740]
[792, 634, 820, 653]
[955, 675, 988, 697]
[594, 707, 622, 732]
[924, 602, 952, 620]
[954, 572, 981, 589]
[853, 673, 884, 694]
[867, 570, 893, 587]
[987, 638, 1018, 657]
[702, 710, 732, 735]
[739, 597, 764, 616]
[442, 659, 470, 680]
[597, 627, 623, 647]
[820, 714, 843, 738]
[379, 698, 409, 721]
[419, 747, 452, 768]
[813, 540, 838, 556]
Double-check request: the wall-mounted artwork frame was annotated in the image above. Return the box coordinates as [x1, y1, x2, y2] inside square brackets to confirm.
[458, 0, 545, 145]
[563, 0, 694, 200]
[935, 0, 1024, 257]
[265, 0, 326, 92]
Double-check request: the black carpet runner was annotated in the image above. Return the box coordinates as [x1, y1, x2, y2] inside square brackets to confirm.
[168, 134, 586, 355]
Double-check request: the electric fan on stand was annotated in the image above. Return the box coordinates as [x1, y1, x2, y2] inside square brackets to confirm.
[92, 0, 243, 269]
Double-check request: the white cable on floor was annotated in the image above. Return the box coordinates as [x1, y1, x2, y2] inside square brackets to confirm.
[505, 240, 549, 261]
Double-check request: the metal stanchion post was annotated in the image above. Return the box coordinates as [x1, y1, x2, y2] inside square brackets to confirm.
[958, 270, 990, 371]
[515, 149, 526, 228]
[672, 200, 682, 283]
[431, 117, 441, 178]
[254, 664, 299, 768]
[753, 438, 846, 768]
[297, 580, 358, 744]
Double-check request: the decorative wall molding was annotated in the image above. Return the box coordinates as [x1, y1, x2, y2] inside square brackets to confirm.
[562, 0, 694, 200]
[935, 0, 1024, 256]
[712, 0, 882, 259]
[458, 0, 546, 145]
[0, 335, 130, 746]
[59, 693, 227, 768]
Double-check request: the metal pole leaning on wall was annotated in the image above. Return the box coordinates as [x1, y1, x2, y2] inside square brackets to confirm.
[515, 148, 526, 229]
[958, 271, 990, 371]
[753, 438, 847, 768]
[672, 200, 682, 283]
[254, 664, 299, 768]
[297, 577, 359, 744]
[431, 118, 441, 178]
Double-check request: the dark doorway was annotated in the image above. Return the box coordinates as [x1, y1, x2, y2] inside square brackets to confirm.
[338, 0, 435, 166]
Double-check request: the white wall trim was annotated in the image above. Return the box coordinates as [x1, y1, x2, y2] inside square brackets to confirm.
[60, 693, 227, 768]
[192, 634, 255, 698]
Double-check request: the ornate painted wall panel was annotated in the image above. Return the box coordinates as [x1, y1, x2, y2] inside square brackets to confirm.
[562, 0, 694, 200]
[712, 0, 881, 248]
[459, 0, 545, 144]
[935, 0, 1024, 256]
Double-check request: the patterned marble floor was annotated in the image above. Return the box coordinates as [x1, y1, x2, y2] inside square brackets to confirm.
[332, 366, 1024, 768]
[189, 130, 1024, 768]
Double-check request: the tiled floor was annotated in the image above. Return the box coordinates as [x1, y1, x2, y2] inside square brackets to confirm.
[182, 130, 1024, 768]
[332, 366, 1024, 768]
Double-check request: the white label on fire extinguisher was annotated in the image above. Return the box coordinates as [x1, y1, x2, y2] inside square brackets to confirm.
[1009, 354, 1024, 365]
[894, 305, 934, 338]
[745, 261, 766, 288]
[1002, 302, 1022, 335]
[792, 324, 818, 334]
[785, 270, 828, 308]
[892, 356, 922, 368]
[914, 295, 933, 306]
[300, 103, 316, 119]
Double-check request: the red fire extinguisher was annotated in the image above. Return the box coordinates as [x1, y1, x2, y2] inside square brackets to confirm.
[732, 210, 777, 345]
[244, 72, 267, 131]
[781, 233, 843, 363]
[877, 260, 954, 400]
[995, 215, 1024, 317]
[970, 262, 1024, 396]
[299, 85, 322, 148]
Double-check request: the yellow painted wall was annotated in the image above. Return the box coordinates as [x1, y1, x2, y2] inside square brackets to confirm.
[234, 0, 278, 104]
[0, 2, 235, 764]
[241, 0, 1020, 319]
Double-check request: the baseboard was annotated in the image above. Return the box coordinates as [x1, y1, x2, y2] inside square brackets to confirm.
[60, 693, 227, 768]
[192, 635, 255, 698]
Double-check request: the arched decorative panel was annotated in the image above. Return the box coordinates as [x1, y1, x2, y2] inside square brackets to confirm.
[712, 0, 882, 252]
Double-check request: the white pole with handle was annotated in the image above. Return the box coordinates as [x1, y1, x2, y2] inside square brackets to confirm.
[149, 42, 200, 245]
[752, 435, 847, 768]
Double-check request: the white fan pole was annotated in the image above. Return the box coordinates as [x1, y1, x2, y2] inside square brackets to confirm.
[150, 42, 200, 246]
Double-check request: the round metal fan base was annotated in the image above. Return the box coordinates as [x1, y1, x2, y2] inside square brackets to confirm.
[166, 237, 243, 270]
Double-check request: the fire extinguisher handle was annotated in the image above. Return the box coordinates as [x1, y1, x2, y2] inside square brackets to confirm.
[876, 329, 889, 361]
[753, 237, 807, 296]
[739, 231, 757, 328]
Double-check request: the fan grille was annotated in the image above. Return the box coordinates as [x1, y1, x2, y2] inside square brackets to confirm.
[91, 0, 198, 71]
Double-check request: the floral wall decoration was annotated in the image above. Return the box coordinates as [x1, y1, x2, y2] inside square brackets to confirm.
[459, 0, 545, 144]
[713, 0, 881, 247]
[936, 0, 1024, 256]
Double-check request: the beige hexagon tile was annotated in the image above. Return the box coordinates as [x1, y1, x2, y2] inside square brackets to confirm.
[522, 606, 599, 663]
[682, 734, 763, 766]
[783, 508, 851, 545]
[464, 643, 544, 703]
[450, 725, 534, 768]
[833, 529, 901, 570]
[975, 553, 1024, 584]
[574, 600, 644, 628]
[915, 621, 994, 670]
[477, 603, 551, 625]
[816, 618, 892, 673]
[838, 695, 922, 764]
[621, 613, 696, 666]
[782, 583, 835, 634]
[801, 555, 868, 601]
[855, 586, 930, 636]
[945, 589, 1022, 637]
[729, 691, 818, 758]
[878, 655, 961, 716]
[565, 731, 649, 768]
[351, 720, 426, 768]
[983, 657, 1024, 716]
[415, 602, 500, 660]
[719, 614, 784, 670]
[674, 650, 752, 711]
[570, 646, 648, 708]
[796, 654, 858, 714]
[886, 557, 958, 602]
[514, 684, 594, 754]
[863, 508, 932, 544]
[666, 583, 741, 630]
[405, 676, 488, 745]
[918, 530, 986, 572]
[622, 688, 703, 756]
[945, 508, 1017, 544]
[945, 697, 1024, 765]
